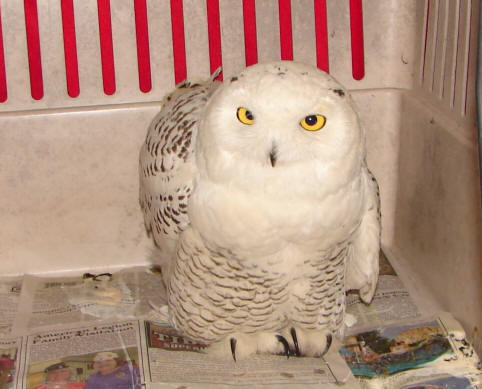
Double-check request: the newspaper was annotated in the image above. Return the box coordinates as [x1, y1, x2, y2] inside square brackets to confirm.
[2, 314, 479, 389]
[0, 277, 22, 336]
[0, 261, 479, 389]
[339, 313, 481, 389]
[345, 251, 421, 331]
[0, 318, 359, 389]
[14, 267, 166, 334]
[346, 275, 421, 330]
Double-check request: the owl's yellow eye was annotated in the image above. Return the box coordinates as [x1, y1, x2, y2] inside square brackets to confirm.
[237, 107, 254, 125]
[300, 114, 326, 131]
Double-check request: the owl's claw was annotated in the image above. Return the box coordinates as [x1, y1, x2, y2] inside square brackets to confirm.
[290, 327, 301, 356]
[230, 338, 237, 362]
[281, 327, 332, 358]
[276, 335, 291, 359]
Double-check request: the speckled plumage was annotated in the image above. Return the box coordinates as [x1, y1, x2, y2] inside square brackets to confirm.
[139, 81, 215, 241]
[139, 61, 380, 359]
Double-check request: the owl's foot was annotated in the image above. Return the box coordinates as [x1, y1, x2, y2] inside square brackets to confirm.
[230, 335, 292, 361]
[207, 328, 332, 361]
[281, 327, 332, 358]
[207, 331, 293, 361]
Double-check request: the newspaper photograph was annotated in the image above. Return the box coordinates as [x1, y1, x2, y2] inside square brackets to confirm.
[340, 319, 453, 378]
[15, 267, 166, 332]
[142, 321, 359, 389]
[339, 314, 481, 389]
[0, 277, 22, 336]
[0, 337, 21, 389]
[23, 320, 144, 389]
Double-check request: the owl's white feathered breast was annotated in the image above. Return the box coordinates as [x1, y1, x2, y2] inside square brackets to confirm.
[139, 61, 380, 357]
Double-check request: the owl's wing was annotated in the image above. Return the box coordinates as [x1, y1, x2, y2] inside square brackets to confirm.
[345, 165, 381, 303]
[139, 78, 220, 274]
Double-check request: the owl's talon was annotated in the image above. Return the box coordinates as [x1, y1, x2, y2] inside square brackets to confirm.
[230, 338, 237, 362]
[276, 335, 291, 359]
[290, 327, 301, 357]
[283, 327, 332, 358]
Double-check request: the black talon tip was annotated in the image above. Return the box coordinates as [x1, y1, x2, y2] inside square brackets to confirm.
[320, 334, 332, 358]
[276, 335, 291, 359]
[230, 338, 237, 362]
[290, 327, 301, 357]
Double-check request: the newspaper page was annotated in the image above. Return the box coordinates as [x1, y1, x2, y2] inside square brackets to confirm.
[0, 337, 22, 389]
[345, 252, 421, 330]
[346, 275, 421, 330]
[22, 320, 144, 389]
[142, 320, 361, 389]
[0, 277, 22, 337]
[15, 267, 166, 332]
[338, 314, 481, 389]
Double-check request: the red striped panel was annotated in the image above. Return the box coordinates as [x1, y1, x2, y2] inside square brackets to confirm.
[313, 0, 329, 73]
[97, 0, 116, 95]
[206, 0, 222, 80]
[242, 0, 257, 66]
[349, 0, 365, 80]
[170, 0, 187, 84]
[278, 0, 293, 60]
[134, 0, 152, 92]
[0, 1, 7, 102]
[60, 0, 79, 98]
[24, 0, 43, 100]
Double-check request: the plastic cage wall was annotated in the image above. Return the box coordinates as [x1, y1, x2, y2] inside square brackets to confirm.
[0, 0, 480, 350]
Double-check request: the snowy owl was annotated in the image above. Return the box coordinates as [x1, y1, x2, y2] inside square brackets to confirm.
[139, 61, 380, 360]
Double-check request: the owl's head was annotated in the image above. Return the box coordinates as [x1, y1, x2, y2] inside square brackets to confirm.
[195, 61, 364, 196]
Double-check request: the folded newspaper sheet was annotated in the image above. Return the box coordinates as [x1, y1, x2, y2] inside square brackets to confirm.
[0, 262, 479, 389]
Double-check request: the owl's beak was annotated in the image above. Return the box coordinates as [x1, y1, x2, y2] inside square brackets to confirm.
[269, 145, 277, 167]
